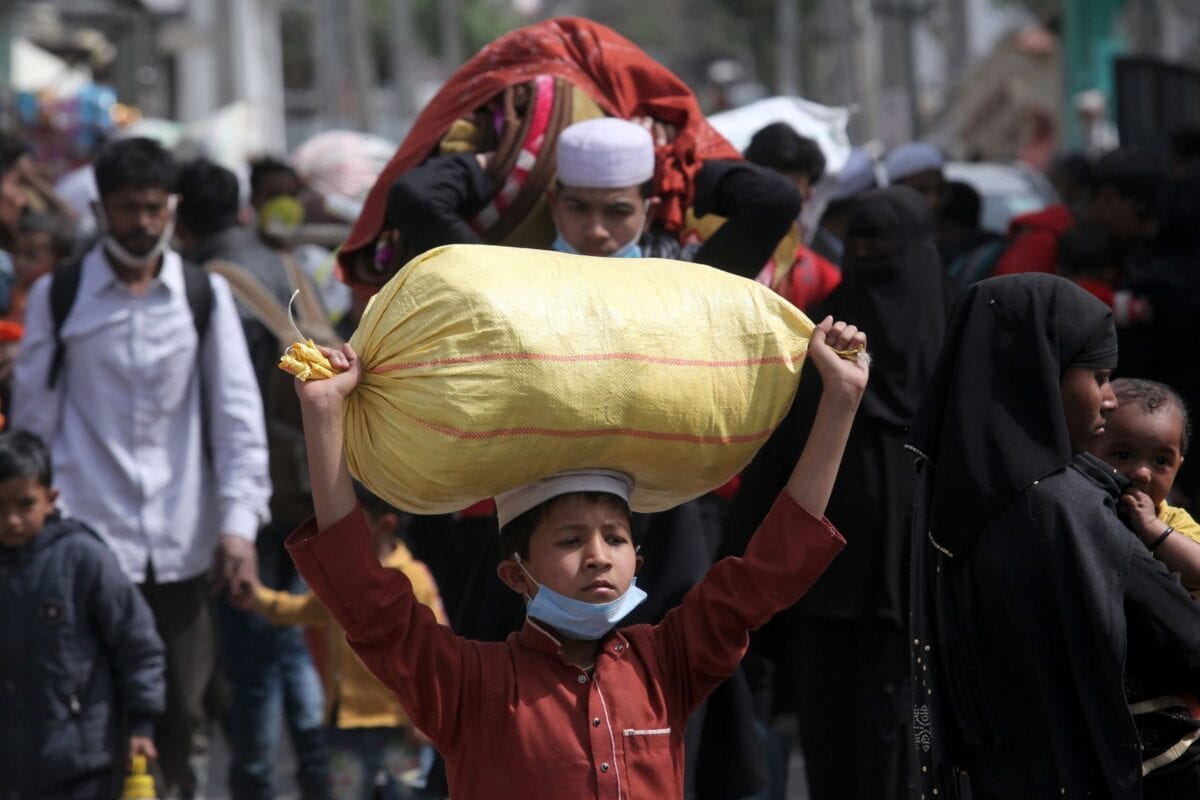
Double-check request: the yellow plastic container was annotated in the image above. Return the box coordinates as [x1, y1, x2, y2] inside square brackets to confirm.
[122, 755, 157, 800]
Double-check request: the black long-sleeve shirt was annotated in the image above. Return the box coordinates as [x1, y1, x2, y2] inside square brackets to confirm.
[384, 153, 801, 278]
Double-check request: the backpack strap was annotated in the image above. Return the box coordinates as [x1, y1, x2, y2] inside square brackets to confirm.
[180, 260, 214, 345]
[47, 255, 213, 390]
[48, 258, 85, 389]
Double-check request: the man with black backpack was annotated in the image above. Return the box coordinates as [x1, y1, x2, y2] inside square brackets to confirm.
[10, 137, 270, 799]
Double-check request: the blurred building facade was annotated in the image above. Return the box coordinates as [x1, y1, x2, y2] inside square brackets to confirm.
[3, 0, 1199, 164]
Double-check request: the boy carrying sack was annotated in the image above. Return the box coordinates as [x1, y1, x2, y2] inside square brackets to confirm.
[284, 312, 865, 798]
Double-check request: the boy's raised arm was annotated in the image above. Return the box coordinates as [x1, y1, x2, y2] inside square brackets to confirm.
[295, 343, 361, 530]
[785, 316, 868, 519]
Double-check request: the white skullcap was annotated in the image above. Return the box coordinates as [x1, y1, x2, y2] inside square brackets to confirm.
[556, 118, 655, 189]
[495, 469, 635, 529]
[884, 142, 945, 183]
[828, 148, 877, 202]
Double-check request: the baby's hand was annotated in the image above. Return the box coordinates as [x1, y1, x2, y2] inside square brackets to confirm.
[1120, 488, 1160, 539]
[808, 316, 868, 402]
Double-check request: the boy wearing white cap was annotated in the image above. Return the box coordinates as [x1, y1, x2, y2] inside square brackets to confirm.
[384, 116, 801, 279]
[282, 315, 865, 799]
[548, 117, 658, 260]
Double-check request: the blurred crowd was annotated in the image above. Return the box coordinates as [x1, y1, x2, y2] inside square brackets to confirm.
[1, 47, 1200, 800]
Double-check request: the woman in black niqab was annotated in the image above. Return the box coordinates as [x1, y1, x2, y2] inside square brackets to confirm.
[727, 186, 949, 800]
[909, 273, 1200, 800]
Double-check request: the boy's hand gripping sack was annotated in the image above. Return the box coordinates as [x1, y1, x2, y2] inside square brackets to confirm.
[296, 243, 816, 514]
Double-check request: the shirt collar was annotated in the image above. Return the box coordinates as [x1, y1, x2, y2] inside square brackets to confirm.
[84, 243, 184, 299]
[516, 618, 631, 663]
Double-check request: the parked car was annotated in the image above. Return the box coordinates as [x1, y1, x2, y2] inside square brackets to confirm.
[945, 161, 1059, 234]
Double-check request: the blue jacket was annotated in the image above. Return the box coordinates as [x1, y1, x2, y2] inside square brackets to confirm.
[0, 514, 165, 794]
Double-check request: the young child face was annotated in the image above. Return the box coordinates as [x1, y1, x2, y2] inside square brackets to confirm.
[13, 231, 59, 286]
[0, 476, 58, 549]
[1090, 402, 1185, 508]
[522, 495, 638, 603]
[551, 185, 650, 258]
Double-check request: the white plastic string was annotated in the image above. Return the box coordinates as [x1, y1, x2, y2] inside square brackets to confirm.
[287, 290, 305, 341]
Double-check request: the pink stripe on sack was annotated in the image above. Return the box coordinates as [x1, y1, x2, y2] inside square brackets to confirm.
[371, 350, 806, 374]
[403, 415, 776, 445]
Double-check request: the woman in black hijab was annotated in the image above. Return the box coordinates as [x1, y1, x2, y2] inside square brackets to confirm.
[728, 185, 949, 800]
[909, 273, 1200, 800]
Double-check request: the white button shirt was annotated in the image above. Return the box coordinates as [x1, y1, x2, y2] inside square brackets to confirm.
[12, 245, 270, 583]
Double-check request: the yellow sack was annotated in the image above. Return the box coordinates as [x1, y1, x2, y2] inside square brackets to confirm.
[344, 244, 815, 514]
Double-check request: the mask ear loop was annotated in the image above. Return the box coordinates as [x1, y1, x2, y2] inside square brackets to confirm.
[512, 553, 539, 600]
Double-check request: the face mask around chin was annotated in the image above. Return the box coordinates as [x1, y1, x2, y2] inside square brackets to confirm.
[92, 196, 178, 270]
[514, 555, 647, 640]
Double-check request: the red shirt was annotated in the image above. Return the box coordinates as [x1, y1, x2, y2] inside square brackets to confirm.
[755, 244, 843, 312]
[786, 244, 843, 310]
[287, 492, 844, 799]
[992, 203, 1075, 277]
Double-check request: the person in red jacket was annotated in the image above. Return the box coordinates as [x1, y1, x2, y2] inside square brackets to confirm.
[993, 148, 1163, 278]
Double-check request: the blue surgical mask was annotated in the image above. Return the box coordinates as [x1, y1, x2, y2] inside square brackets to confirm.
[550, 233, 581, 255]
[609, 238, 643, 259]
[514, 555, 647, 640]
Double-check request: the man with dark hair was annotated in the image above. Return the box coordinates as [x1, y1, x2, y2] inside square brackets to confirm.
[994, 147, 1165, 278]
[175, 157, 332, 799]
[246, 156, 352, 327]
[249, 156, 301, 208]
[743, 122, 826, 202]
[177, 159, 297, 386]
[743, 123, 840, 310]
[11, 137, 270, 799]
[1048, 152, 1094, 212]
[938, 180, 1005, 286]
[248, 157, 304, 251]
